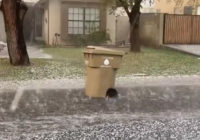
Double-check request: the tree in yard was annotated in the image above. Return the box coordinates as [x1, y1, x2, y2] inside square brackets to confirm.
[0, 0, 30, 66]
[103, 0, 154, 52]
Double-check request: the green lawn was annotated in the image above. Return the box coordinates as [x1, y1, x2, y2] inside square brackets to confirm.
[0, 47, 200, 81]
[120, 48, 200, 76]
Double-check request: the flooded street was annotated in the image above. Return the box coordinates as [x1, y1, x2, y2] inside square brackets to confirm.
[1, 112, 200, 139]
[1, 81, 200, 139]
[0, 0, 200, 139]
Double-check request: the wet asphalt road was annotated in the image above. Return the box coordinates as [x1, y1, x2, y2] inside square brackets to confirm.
[1, 112, 200, 140]
[1, 83, 200, 139]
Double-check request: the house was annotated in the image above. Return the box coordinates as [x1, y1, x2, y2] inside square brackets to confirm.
[154, 0, 200, 15]
[34, 0, 117, 46]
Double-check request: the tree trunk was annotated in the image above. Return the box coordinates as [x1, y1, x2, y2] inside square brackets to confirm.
[129, 2, 141, 53]
[130, 22, 140, 52]
[0, 0, 30, 66]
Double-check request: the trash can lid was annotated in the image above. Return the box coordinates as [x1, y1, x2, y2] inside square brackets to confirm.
[84, 46, 125, 56]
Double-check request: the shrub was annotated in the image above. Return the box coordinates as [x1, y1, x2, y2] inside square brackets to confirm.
[70, 31, 111, 46]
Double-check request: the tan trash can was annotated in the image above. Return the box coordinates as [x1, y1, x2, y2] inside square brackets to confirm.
[83, 46, 124, 98]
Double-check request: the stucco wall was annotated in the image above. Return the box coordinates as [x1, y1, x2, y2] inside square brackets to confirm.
[106, 9, 116, 45]
[116, 16, 130, 44]
[139, 13, 164, 48]
[0, 12, 6, 42]
[154, 0, 176, 14]
[154, 0, 200, 14]
[48, 0, 61, 45]
[42, 2, 49, 44]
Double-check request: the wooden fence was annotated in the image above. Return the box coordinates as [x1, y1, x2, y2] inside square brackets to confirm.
[164, 14, 200, 44]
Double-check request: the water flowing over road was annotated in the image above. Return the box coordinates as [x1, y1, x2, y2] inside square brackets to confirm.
[1, 77, 200, 139]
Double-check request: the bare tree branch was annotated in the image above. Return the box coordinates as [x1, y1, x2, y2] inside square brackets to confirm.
[118, 0, 131, 18]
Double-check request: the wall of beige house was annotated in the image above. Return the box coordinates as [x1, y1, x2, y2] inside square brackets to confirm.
[48, 0, 61, 45]
[116, 16, 130, 45]
[106, 9, 116, 45]
[43, 2, 49, 44]
[139, 13, 164, 48]
[154, 0, 177, 14]
[0, 12, 6, 42]
[154, 0, 200, 15]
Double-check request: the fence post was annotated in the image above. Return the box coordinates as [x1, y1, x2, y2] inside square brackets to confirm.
[159, 13, 165, 46]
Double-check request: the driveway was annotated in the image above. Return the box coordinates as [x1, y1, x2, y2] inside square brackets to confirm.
[0, 44, 52, 59]
[164, 44, 200, 57]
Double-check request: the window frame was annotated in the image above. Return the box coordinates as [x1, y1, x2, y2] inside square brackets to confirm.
[67, 7, 100, 35]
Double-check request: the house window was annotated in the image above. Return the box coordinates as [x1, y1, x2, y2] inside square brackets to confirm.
[85, 8, 100, 34]
[68, 8, 100, 35]
[184, 6, 193, 15]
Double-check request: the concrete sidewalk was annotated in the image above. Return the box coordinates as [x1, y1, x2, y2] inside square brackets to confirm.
[0, 45, 52, 59]
[164, 44, 200, 56]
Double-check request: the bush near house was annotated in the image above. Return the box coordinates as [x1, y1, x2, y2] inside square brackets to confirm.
[70, 31, 111, 46]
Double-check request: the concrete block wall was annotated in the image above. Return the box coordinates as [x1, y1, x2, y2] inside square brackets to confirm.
[116, 16, 130, 45]
[139, 13, 164, 48]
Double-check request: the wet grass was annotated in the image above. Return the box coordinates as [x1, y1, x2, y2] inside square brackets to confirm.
[119, 47, 200, 76]
[0, 47, 200, 81]
[0, 47, 85, 81]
